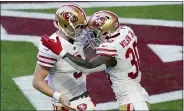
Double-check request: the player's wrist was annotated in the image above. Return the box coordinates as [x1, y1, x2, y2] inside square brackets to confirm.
[59, 49, 67, 58]
[53, 92, 61, 101]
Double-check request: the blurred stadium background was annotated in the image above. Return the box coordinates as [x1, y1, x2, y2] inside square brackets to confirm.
[1, 1, 183, 110]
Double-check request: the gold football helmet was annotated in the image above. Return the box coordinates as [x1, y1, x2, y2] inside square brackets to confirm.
[53, 4, 87, 40]
[87, 10, 119, 43]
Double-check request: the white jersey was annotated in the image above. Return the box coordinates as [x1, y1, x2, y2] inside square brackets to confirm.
[96, 26, 149, 105]
[37, 32, 87, 102]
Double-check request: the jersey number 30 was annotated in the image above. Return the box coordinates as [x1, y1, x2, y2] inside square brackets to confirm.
[125, 41, 140, 79]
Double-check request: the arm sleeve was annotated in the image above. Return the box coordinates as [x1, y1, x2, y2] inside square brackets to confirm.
[63, 54, 107, 73]
[62, 41, 118, 73]
[37, 43, 58, 67]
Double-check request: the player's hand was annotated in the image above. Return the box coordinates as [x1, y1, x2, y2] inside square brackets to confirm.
[59, 95, 76, 111]
[41, 35, 66, 57]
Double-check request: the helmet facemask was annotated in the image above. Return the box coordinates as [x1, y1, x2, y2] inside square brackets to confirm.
[86, 28, 104, 49]
[54, 4, 88, 45]
[73, 28, 92, 48]
[86, 10, 120, 49]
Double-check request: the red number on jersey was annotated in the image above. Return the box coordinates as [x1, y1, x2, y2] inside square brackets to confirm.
[73, 54, 83, 79]
[125, 41, 140, 79]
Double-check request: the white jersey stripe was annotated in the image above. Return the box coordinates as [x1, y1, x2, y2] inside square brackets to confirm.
[96, 47, 117, 52]
[38, 57, 56, 64]
[96, 50, 118, 55]
[38, 55, 57, 61]
[97, 53, 118, 57]
[37, 60, 54, 67]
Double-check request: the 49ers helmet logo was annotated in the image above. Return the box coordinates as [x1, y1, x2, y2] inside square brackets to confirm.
[62, 12, 78, 23]
[92, 16, 107, 27]
[77, 103, 87, 111]
[113, 19, 119, 28]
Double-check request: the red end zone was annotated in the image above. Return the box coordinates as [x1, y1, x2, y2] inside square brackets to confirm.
[1, 16, 183, 104]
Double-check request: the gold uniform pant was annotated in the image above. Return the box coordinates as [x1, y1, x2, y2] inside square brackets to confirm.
[119, 102, 150, 111]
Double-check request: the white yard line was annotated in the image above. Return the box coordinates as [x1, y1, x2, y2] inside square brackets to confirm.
[13, 75, 183, 110]
[1, 25, 40, 48]
[1, 34, 40, 48]
[149, 90, 183, 104]
[1, 10, 182, 27]
[147, 44, 183, 63]
[1, 2, 182, 9]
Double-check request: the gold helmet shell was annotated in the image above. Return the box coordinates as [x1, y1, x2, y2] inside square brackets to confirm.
[53, 4, 87, 39]
[87, 10, 119, 41]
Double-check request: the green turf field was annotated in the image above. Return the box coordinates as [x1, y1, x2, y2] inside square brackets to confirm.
[16, 4, 183, 21]
[1, 41, 37, 110]
[1, 4, 183, 110]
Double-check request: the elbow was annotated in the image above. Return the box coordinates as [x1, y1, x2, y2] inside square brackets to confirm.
[32, 78, 36, 89]
[32, 76, 39, 90]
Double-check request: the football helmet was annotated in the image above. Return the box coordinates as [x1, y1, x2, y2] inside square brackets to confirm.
[87, 10, 119, 46]
[53, 4, 87, 41]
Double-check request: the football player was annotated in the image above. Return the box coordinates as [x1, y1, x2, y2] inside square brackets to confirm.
[41, 10, 150, 110]
[32, 4, 95, 111]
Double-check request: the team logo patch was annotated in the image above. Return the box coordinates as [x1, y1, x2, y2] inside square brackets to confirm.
[77, 103, 87, 111]
[93, 16, 107, 27]
[62, 12, 78, 23]
[113, 19, 119, 28]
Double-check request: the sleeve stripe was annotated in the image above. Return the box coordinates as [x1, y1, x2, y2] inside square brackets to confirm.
[38, 59, 55, 66]
[97, 53, 118, 57]
[37, 61, 53, 67]
[39, 55, 57, 61]
[73, 52, 79, 56]
[96, 48, 117, 52]
[96, 50, 117, 55]
[38, 57, 56, 64]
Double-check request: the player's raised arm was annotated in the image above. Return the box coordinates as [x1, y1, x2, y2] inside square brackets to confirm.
[63, 53, 117, 73]
[41, 35, 117, 73]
